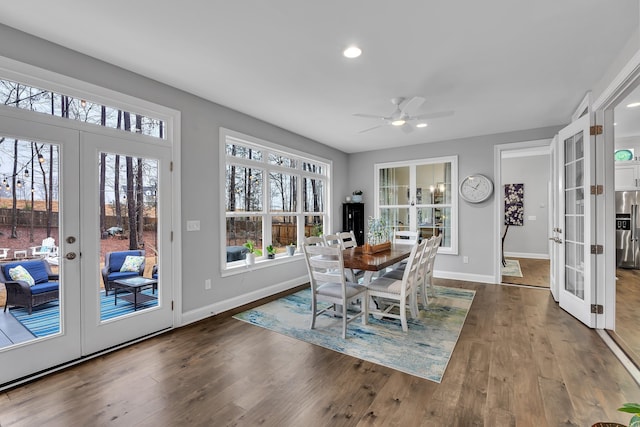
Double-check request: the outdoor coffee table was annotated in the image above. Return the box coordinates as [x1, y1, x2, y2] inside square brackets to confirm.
[113, 277, 158, 310]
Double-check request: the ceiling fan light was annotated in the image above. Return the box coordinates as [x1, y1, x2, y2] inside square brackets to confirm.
[343, 46, 362, 59]
[627, 102, 640, 108]
[391, 119, 405, 126]
[416, 123, 428, 128]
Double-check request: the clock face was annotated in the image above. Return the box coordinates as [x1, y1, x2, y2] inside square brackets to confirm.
[460, 174, 493, 203]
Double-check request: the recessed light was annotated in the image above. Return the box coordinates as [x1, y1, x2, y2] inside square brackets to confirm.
[416, 123, 428, 128]
[627, 102, 640, 108]
[343, 46, 362, 59]
[391, 119, 405, 126]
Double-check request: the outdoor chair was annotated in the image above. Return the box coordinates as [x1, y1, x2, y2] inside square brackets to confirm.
[30, 237, 58, 259]
[101, 250, 146, 296]
[0, 248, 8, 260]
[0, 259, 59, 314]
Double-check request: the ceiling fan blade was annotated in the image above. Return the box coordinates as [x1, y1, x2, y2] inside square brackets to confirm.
[353, 113, 386, 120]
[400, 96, 425, 115]
[412, 110, 455, 120]
[358, 124, 387, 133]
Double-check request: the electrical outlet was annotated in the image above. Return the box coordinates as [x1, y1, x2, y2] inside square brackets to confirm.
[463, 256, 469, 264]
[205, 279, 211, 290]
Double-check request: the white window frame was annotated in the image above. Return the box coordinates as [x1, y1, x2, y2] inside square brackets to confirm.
[374, 155, 458, 254]
[220, 128, 331, 274]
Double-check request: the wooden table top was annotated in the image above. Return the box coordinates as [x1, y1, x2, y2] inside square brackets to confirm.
[342, 245, 413, 272]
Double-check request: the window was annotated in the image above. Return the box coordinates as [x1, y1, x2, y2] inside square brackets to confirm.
[0, 78, 165, 138]
[375, 156, 458, 254]
[221, 128, 330, 270]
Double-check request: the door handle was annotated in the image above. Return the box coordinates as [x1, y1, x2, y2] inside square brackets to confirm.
[65, 252, 77, 260]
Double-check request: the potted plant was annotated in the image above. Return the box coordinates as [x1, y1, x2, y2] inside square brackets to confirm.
[352, 190, 363, 203]
[243, 240, 263, 266]
[266, 245, 276, 259]
[618, 403, 640, 427]
[286, 242, 296, 256]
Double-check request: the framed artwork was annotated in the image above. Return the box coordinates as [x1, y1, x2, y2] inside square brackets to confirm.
[504, 183, 524, 226]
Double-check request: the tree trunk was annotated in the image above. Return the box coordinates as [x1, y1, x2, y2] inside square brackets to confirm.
[10, 139, 18, 238]
[114, 111, 122, 227]
[126, 156, 137, 250]
[136, 157, 144, 246]
[99, 106, 107, 235]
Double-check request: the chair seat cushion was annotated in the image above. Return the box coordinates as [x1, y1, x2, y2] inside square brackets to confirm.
[382, 269, 404, 280]
[30, 281, 59, 294]
[317, 282, 366, 299]
[366, 277, 403, 294]
[107, 271, 141, 282]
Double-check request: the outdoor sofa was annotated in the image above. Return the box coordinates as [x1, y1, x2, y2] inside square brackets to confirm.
[0, 259, 59, 315]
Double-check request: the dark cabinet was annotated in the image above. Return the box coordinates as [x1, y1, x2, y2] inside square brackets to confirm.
[342, 203, 365, 246]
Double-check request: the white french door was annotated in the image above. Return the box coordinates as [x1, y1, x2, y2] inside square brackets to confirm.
[549, 135, 560, 301]
[0, 110, 173, 386]
[81, 132, 173, 354]
[0, 112, 82, 385]
[557, 114, 597, 327]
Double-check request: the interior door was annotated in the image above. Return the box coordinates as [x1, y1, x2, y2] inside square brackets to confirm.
[80, 131, 173, 355]
[549, 135, 560, 301]
[0, 112, 82, 385]
[557, 114, 596, 326]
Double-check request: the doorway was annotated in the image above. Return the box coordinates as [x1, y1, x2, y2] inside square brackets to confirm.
[497, 142, 552, 288]
[0, 109, 174, 386]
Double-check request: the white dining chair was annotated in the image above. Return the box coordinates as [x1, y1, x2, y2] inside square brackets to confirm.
[365, 240, 421, 332]
[420, 234, 442, 306]
[302, 243, 368, 339]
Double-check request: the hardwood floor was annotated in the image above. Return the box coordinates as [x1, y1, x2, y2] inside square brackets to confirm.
[612, 268, 640, 367]
[1, 279, 640, 426]
[502, 257, 550, 288]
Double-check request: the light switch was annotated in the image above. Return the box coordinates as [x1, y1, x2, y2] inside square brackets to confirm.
[186, 220, 200, 231]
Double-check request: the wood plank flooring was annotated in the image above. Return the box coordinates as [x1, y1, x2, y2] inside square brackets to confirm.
[612, 267, 640, 367]
[1, 279, 639, 426]
[502, 257, 550, 288]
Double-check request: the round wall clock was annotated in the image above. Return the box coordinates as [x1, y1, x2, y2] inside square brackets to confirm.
[460, 174, 494, 203]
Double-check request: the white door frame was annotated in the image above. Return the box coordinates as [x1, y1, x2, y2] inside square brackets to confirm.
[593, 50, 640, 330]
[493, 139, 552, 285]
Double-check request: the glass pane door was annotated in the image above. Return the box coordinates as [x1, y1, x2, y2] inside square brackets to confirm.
[81, 132, 172, 355]
[0, 113, 81, 385]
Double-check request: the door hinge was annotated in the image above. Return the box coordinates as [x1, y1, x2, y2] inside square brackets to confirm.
[590, 185, 603, 195]
[591, 304, 603, 314]
[171, 300, 174, 311]
[170, 161, 174, 172]
[590, 125, 603, 135]
[171, 231, 173, 242]
[590, 244, 603, 254]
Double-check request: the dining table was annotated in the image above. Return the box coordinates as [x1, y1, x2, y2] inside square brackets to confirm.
[342, 244, 413, 284]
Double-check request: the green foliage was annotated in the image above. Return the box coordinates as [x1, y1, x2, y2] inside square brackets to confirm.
[619, 403, 640, 427]
[311, 223, 323, 237]
[266, 245, 276, 255]
[352, 190, 363, 195]
[243, 240, 263, 256]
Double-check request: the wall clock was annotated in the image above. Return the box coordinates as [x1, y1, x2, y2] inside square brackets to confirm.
[460, 174, 494, 203]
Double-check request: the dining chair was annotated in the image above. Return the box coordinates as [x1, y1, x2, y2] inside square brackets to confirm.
[302, 243, 368, 338]
[392, 229, 419, 245]
[336, 231, 363, 282]
[304, 236, 325, 246]
[381, 238, 429, 315]
[322, 233, 342, 248]
[420, 234, 442, 306]
[365, 240, 421, 332]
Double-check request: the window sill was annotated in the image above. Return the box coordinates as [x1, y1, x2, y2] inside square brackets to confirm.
[221, 253, 303, 277]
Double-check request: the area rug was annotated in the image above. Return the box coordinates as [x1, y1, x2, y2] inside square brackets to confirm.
[502, 259, 523, 277]
[234, 285, 475, 383]
[9, 290, 157, 337]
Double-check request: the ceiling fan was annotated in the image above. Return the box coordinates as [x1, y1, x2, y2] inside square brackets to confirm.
[354, 96, 454, 134]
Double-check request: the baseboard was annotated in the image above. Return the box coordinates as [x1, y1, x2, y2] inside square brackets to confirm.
[504, 251, 549, 260]
[180, 275, 308, 326]
[434, 270, 496, 284]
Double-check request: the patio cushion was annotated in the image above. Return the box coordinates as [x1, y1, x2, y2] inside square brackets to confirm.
[109, 251, 143, 272]
[8, 265, 35, 287]
[107, 271, 141, 281]
[30, 281, 59, 294]
[3, 260, 50, 284]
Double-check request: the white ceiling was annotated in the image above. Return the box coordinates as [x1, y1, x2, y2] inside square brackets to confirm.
[1, 1, 638, 153]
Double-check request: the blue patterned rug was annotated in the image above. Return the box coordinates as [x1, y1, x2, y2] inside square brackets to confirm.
[9, 290, 158, 337]
[234, 285, 475, 383]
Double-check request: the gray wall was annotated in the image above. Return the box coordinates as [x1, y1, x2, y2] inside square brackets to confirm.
[348, 128, 561, 279]
[501, 155, 550, 257]
[0, 23, 348, 315]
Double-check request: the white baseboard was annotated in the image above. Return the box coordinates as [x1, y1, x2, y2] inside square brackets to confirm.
[504, 251, 549, 260]
[434, 270, 496, 284]
[180, 275, 308, 326]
